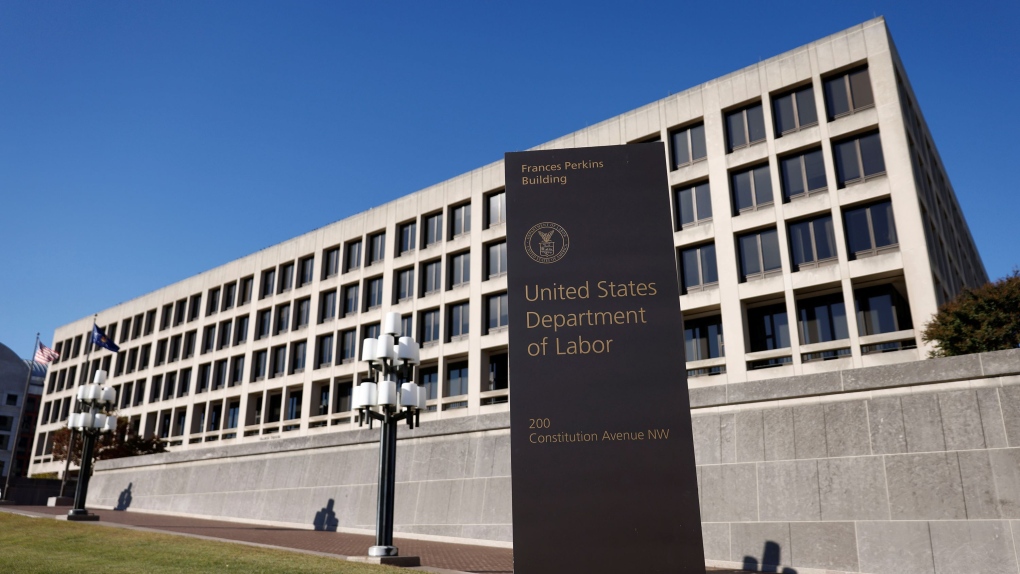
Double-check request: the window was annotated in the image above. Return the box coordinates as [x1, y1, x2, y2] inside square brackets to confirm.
[240, 276, 253, 305]
[319, 290, 337, 323]
[450, 203, 471, 238]
[731, 164, 774, 213]
[423, 212, 442, 248]
[173, 299, 186, 326]
[398, 221, 416, 255]
[797, 293, 849, 344]
[342, 284, 359, 317]
[160, 305, 173, 331]
[256, 309, 271, 340]
[679, 243, 718, 293]
[273, 305, 289, 336]
[487, 242, 507, 279]
[286, 390, 302, 420]
[674, 182, 712, 228]
[400, 315, 413, 338]
[685, 315, 725, 361]
[323, 247, 341, 279]
[669, 123, 707, 169]
[446, 361, 469, 398]
[169, 335, 182, 362]
[487, 353, 509, 391]
[278, 262, 294, 293]
[290, 341, 307, 374]
[421, 260, 441, 295]
[449, 252, 470, 288]
[420, 310, 440, 344]
[363, 323, 380, 342]
[222, 282, 236, 311]
[260, 269, 276, 299]
[132, 314, 144, 339]
[217, 321, 231, 350]
[229, 356, 244, 387]
[738, 228, 782, 281]
[486, 191, 506, 228]
[855, 284, 913, 336]
[334, 381, 352, 413]
[252, 351, 267, 381]
[213, 360, 227, 390]
[395, 268, 414, 302]
[271, 346, 287, 378]
[449, 302, 470, 340]
[725, 102, 766, 152]
[144, 310, 156, 335]
[206, 288, 221, 316]
[138, 344, 150, 370]
[339, 329, 357, 362]
[780, 149, 827, 200]
[295, 298, 311, 330]
[368, 232, 385, 265]
[226, 401, 240, 430]
[789, 215, 838, 270]
[748, 303, 791, 351]
[150, 375, 163, 403]
[419, 366, 439, 404]
[344, 240, 362, 272]
[844, 200, 898, 257]
[834, 132, 886, 187]
[188, 295, 201, 322]
[201, 326, 215, 354]
[487, 293, 508, 333]
[234, 316, 249, 345]
[824, 66, 874, 121]
[364, 277, 383, 310]
[772, 85, 818, 136]
[196, 364, 211, 393]
[316, 334, 334, 368]
[298, 256, 314, 287]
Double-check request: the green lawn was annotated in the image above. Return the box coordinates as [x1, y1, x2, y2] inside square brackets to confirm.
[0, 513, 407, 574]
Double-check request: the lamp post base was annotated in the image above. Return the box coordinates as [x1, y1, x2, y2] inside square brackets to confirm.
[368, 545, 398, 557]
[67, 509, 100, 521]
[350, 554, 421, 567]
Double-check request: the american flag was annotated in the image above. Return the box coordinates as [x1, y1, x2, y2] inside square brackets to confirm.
[34, 342, 60, 364]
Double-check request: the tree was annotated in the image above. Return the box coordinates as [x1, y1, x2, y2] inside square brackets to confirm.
[51, 417, 167, 471]
[922, 270, 1020, 357]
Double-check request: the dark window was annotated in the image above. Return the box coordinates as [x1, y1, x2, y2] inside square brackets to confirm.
[274, 304, 290, 335]
[229, 356, 244, 387]
[419, 367, 439, 403]
[449, 302, 470, 340]
[679, 243, 718, 293]
[226, 401, 240, 429]
[323, 247, 341, 279]
[260, 269, 275, 299]
[234, 316, 248, 345]
[487, 353, 509, 391]
[339, 329, 357, 362]
[844, 200, 898, 257]
[486, 191, 506, 228]
[278, 262, 294, 293]
[201, 326, 215, 354]
[222, 282, 236, 310]
[160, 305, 173, 331]
[368, 232, 385, 265]
[342, 284, 359, 317]
[670, 123, 707, 169]
[450, 203, 471, 238]
[738, 228, 782, 281]
[398, 222, 416, 255]
[138, 344, 150, 370]
[834, 132, 886, 187]
[396, 268, 414, 302]
[132, 314, 144, 339]
[298, 256, 314, 287]
[400, 315, 413, 338]
[855, 284, 913, 336]
[344, 240, 362, 273]
[256, 309, 272, 340]
[684, 315, 725, 360]
[797, 293, 849, 344]
[780, 149, 827, 200]
[187, 295, 202, 322]
[319, 290, 337, 323]
[446, 361, 469, 397]
[725, 102, 766, 153]
[173, 299, 186, 326]
[824, 66, 874, 121]
[144, 310, 156, 335]
[748, 303, 791, 351]
[295, 298, 311, 329]
[363, 323, 380, 341]
[168, 335, 182, 362]
[487, 293, 509, 333]
[316, 334, 334, 368]
[213, 360, 227, 390]
[252, 351, 267, 381]
[789, 215, 838, 270]
[421, 260, 441, 295]
[423, 213, 442, 248]
[239, 276, 253, 305]
[290, 341, 307, 373]
[271, 346, 287, 378]
[207, 289, 220, 316]
[364, 277, 383, 310]
[334, 381, 352, 413]
[772, 85, 818, 136]
[675, 182, 712, 228]
[487, 242, 507, 279]
[731, 164, 774, 213]
[420, 310, 440, 344]
[449, 252, 470, 288]
[217, 321, 231, 350]
[286, 390, 302, 420]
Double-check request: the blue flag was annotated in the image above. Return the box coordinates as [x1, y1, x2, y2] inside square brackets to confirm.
[92, 324, 120, 353]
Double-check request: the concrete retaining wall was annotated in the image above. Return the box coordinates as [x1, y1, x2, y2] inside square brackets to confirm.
[89, 349, 1020, 572]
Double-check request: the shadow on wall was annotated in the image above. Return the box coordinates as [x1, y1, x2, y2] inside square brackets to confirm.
[313, 499, 339, 532]
[743, 541, 796, 573]
[115, 483, 133, 511]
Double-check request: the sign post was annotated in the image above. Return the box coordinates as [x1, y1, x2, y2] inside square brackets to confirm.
[505, 144, 705, 573]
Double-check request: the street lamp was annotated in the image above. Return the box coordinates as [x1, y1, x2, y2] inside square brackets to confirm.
[66, 369, 117, 521]
[354, 311, 425, 559]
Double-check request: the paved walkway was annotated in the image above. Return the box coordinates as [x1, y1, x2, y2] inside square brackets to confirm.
[1, 505, 742, 573]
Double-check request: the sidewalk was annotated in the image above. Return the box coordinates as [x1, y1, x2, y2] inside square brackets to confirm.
[1, 505, 741, 573]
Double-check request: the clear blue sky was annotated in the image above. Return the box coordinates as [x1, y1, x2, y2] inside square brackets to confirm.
[1, 1, 1018, 355]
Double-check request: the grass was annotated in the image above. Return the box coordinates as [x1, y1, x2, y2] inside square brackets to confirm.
[0, 512, 407, 574]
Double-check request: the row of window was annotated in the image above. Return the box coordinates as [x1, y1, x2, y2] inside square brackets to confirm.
[668, 65, 875, 169]
[673, 131, 886, 228]
[680, 200, 898, 292]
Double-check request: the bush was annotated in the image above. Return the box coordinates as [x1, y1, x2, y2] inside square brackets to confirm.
[922, 270, 1020, 357]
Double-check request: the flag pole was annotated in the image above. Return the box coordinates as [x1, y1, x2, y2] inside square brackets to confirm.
[59, 316, 97, 498]
[1, 333, 40, 502]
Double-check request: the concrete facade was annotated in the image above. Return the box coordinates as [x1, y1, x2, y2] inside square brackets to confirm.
[0, 342, 43, 482]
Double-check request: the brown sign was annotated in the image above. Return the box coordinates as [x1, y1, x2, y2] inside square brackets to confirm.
[505, 144, 705, 573]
